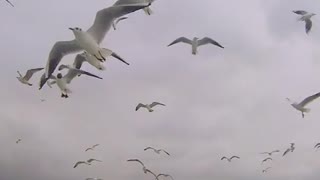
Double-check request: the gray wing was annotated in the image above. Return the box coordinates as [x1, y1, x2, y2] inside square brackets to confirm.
[87, 3, 151, 44]
[283, 148, 290, 156]
[305, 19, 313, 34]
[23, 68, 44, 81]
[150, 102, 166, 108]
[127, 159, 145, 167]
[260, 152, 270, 155]
[299, 92, 320, 107]
[230, 156, 240, 160]
[110, 51, 130, 65]
[63, 67, 103, 84]
[5, 0, 14, 7]
[146, 169, 158, 178]
[115, 16, 128, 25]
[293, 10, 308, 15]
[93, 144, 100, 148]
[136, 103, 146, 111]
[198, 37, 224, 48]
[314, 143, 320, 148]
[221, 157, 227, 161]
[159, 149, 170, 156]
[40, 40, 82, 89]
[74, 161, 86, 168]
[144, 147, 156, 151]
[271, 150, 280, 154]
[85, 148, 93, 152]
[87, 159, 102, 163]
[168, 37, 192, 46]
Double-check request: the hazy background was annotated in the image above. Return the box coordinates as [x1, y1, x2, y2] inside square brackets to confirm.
[0, 0, 320, 179]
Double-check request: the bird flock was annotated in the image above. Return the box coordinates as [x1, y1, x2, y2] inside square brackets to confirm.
[6, 0, 320, 179]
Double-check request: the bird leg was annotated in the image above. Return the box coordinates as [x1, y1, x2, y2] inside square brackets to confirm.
[94, 54, 104, 62]
[98, 51, 106, 61]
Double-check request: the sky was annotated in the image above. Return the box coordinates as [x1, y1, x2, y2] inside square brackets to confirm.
[0, 0, 320, 179]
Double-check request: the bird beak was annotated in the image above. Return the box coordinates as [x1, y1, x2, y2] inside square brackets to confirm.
[69, 28, 74, 31]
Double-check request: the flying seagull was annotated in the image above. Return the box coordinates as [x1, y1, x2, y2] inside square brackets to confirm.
[87, 158, 102, 163]
[286, 92, 320, 118]
[168, 37, 224, 55]
[113, 0, 155, 15]
[85, 144, 100, 152]
[144, 147, 170, 156]
[112, 17, 128, 30]
[136, 102, 165, 112]
[221, 156, 240, 162]
[261, 157, 272, 164]
[39, 2, 151, 89]
[156, 174, 174, 180]
[17, 68, 44, 86]
[48, 65, 103, 98]
[314, 143, 320, 149]
[283, 143, 295, 157]
[260, 150, 280, 156]
[262, 167, 271, 173]
[73, 161, 91, 168]
[293, 10, 316, 34]
[4, 0, 14, 7]
[16, 139, 21, 144]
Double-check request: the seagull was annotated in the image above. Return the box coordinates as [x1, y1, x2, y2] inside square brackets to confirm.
[87, 158, 103, 163]
[136, 102, 165, 112]
[73, 161, 91, 168]
[221, 156, 240, 162]
[17, 68, 44, 86]
[4, 0, 14, 7]
[283, 143, 295, 157]
[293, 10, 316, 34]
[156, 174, 174, 180]
[144, 147, 170, 156]
[262, 167, 271, 173]
[48, 65, 103, 98]
[40, 99, 46, 102]
[314, 143, 320, 149]
[16, 139, 21, 144]
[286, 92, 320, 118]
[261, 157, 272, 164]
[113, 0, 155, 15]
[85, 144, 100, 152]
[168, 37, 224, 55]
[86, 178, 103, 180]
[112, 17, 128, 30]
[127, 159, 149, 173]
[260, 150, 280, 156]
[39, 2, 151, 89]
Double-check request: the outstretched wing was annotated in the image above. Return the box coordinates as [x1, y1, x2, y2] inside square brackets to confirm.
[146, 169, 158, 178]
[87, 159, 102, 163]
[159, 149, 170, 156]
[283, 148, 291, 156]
[136, 103, 146, 111]
[93, 144, 100, 148]
[314, 143, 320, 148]
[271, 150, 280, 154]
[150, 102, 166, 108]
[305, 19, 313, 34]
[198, 37, 224, 48]
[85, 148, 93, 152]
[24, 68, 44, 81]
[5, 0, 14, 7]
[299, 92, 320, 107]
[167, 37, 192, 46]
[127, 159, 145, 167]
[230, 156, 240, 160]
[144, 147, 156, 151]
[221, 157, 227, 161]
[74, 161, 86, 168]
[293, 10, 308, 15]
[260, 152, 269, 155]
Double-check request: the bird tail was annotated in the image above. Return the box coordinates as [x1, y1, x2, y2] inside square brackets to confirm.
[99, 48, 113, 60]
[143, 7, 153, 15]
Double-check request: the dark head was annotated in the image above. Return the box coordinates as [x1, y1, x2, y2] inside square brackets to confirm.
[57, 73, 63, 79]
[69, 27, 82, 31]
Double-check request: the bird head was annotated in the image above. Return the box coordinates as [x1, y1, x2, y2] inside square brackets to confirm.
[69, 27, 82, 31]
[57, 73, 63, 79]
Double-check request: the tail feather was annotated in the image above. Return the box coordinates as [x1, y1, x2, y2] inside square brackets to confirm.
[100, 48, 113, 59]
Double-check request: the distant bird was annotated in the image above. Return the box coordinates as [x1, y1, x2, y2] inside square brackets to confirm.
[221, 156, 240, 162]
[17, 68, 44, 86]
[87, 159, 102, 163]
[73, 161, 91, 168]
[156, 174, 174, 180]
[86, 178, 103, 180]
[262, 167, 271, 173]
[261, 157, 272, 164]
[293, 10, 316, 34]
[127, 159, 157, 178]
[260, 150, 280, 156]
[144, 147, 170, 156]
[16, 139, 21, 144]
[112, 17, 128, 30]
[40, 99, 46, 102]
[286, 92, 320, 118]
[136, 102, 165, 112]
[168, 37, 224, 55]
[4, 0, 14, 7]
[85, 144, 100, 152]
[314, 143, 320, 149]
[283, 143, 295, 157]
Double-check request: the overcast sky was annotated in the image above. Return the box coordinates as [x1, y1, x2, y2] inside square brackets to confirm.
[1, 0, 320, 179]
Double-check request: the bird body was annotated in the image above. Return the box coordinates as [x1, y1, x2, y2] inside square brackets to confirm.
[287, 92, 320, 118]
[168, 37, 224, 55]
[55, 73, 72, 98]
[17, 68, 44, 86]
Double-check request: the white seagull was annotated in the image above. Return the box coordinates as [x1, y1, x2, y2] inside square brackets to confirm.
[136, 102, 165, 112]
[48, 65, 103, 98]
[85, 144, 100, 152]
[39, 2, 151, 89]
[221, 156, 240, 162]
[4, 0, 14, 7]
[17, 68, 44, 86]
[73, 161, 91, 168]
[168, 37, 224, 55]
[156, 174, 174, 180]
[144, 147, 170, 156]
[293, 10, 316, 34]
[112, 17, 128, 30]
[260, 150, 280, 156]
[286, 92, 320, 118]
[113, 0, 155, 15]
